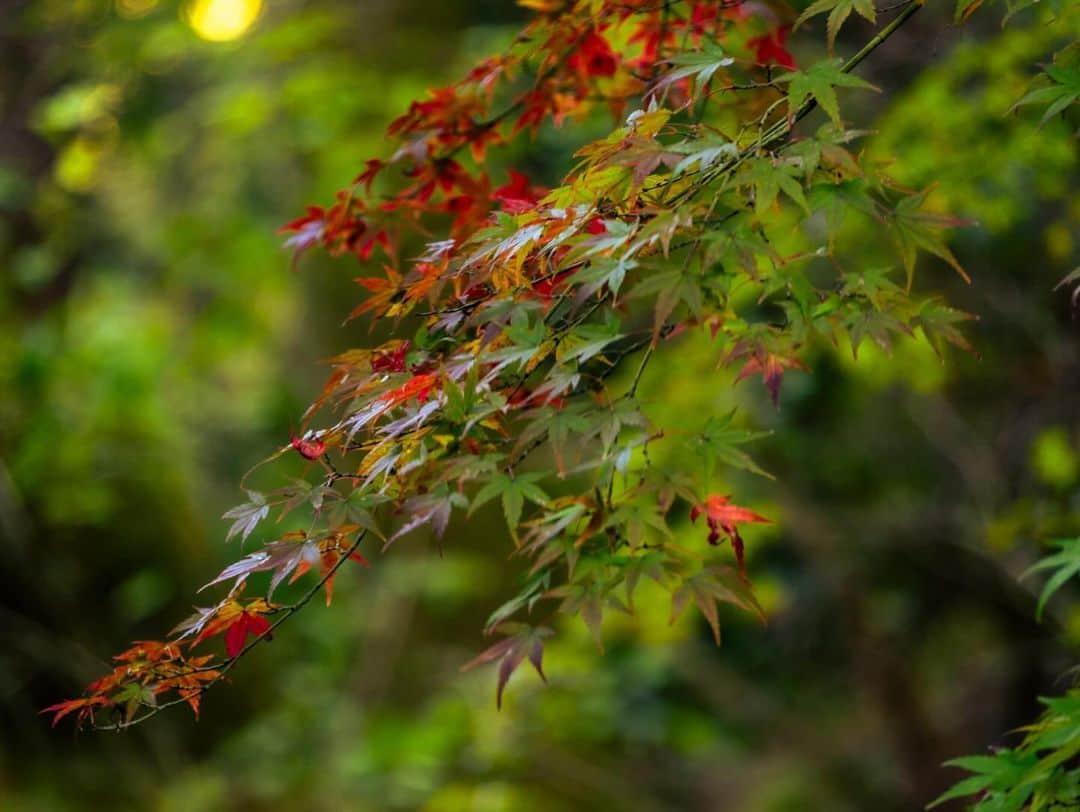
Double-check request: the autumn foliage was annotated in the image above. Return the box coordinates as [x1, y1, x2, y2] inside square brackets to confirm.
[52, 0, 1057, 732]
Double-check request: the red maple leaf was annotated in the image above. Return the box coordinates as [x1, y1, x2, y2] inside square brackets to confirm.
[530, 268, 578, 301]
[377, 373, 438, 409]
[371, 342, 409, 374]
[279, 205, 325, 236]
[278, 205, 326, 266]
[494, 170, 546, 213]
[586, 217, 607, 234]
[41, 695, 109, 728]
[732, 349, 808, 408]
[348, 224, 391, 261]
[223, 610, 273, 658]
[467, 122, 503, 162]
[747, 25, 796, 71]
[353, 158, 385, 192]
[291, 430, 326, 461]
[568, 29, 618, 78]
[690, 1, 719, 32]
[691, 494, 771, 576]
[513, 84, 585, 134]
[189, 599, 274, 657]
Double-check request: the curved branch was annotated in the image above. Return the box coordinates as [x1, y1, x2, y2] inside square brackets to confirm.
[91, 529, 369, 732]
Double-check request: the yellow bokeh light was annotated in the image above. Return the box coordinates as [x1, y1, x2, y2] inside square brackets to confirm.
[185, 0, 262, 42]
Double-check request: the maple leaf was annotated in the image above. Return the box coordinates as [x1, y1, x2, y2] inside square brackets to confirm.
[730, 347, 808, 408]
[278, 205, 326, 269]
[386, 490, 467, 547]
[377, 373, 438, 410]
[203, 527, 369, 605]
[796, 0, 875, 53]
[493, 170, 546, 213]
[461, 625, 552, 709]
[514, 87, 552, 134]
[371, 341, 409, 374]
[691, 494, 771, 576]
[353, 158, 384, 192]
[568, 29, 618, 78]
[529, 267, 578, 302]
[1010, 59, 1080, 127]
[223, 610, 273, 658]
[1023, 537, 1080, 621]
[159, 659, 220, 715]
[748, 26, 796, 70]
[469, 472, 550, 536]
[202, 532, 312, 593]
[691, 494, 771, 531]
[41, 695, 109, 728]
[628, 10, 674, 71]
[222, 490, 270, 542]
[112, 639, 183, 665]
[671, 565, 766, 644]
[185, 598, 275, 658]
[887, 187, 971, 288]
[695, 411, 774, 480]
[290, 430, 326, 461]
[348, 265, 404, 321]
[288, 540, 370, 607]
[654, 40, 734, 91]
[781, 59, 879, 126]
[586, 217, 606, 234]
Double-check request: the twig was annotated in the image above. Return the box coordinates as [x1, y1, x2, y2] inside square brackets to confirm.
[92, 530, 369, 731]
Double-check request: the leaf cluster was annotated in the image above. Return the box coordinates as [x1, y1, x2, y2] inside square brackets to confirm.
[49, 0, 997, 728]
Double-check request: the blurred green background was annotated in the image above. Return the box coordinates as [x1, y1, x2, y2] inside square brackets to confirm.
[1, 1, 1077, 810]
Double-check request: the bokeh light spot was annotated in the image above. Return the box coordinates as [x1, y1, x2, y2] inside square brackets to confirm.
[185, 0, 262, 42]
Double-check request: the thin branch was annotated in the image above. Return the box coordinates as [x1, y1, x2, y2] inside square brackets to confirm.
[92, 530, 369, 731]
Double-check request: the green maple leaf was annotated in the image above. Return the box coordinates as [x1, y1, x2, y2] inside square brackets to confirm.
[888, 187, 970, 288]
[781, 59, 879, 126]
[1024, 537, 1080, 621]
[1011, 58, 1080, 128]
[656, 41, 734, 92]
[796, 0, 876, 52]
[471, 472, 550, 535]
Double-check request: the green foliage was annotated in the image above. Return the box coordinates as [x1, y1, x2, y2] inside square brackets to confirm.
[1026, 538, 1080, 621]
[920, 9, 1080, 806]
[53, 0, 1015, 732]
[796, 0, 876, 53]
[937, 531, 1079, 808]
[934, 716, 1080, 811]
[1011, 43, 1080, 129]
